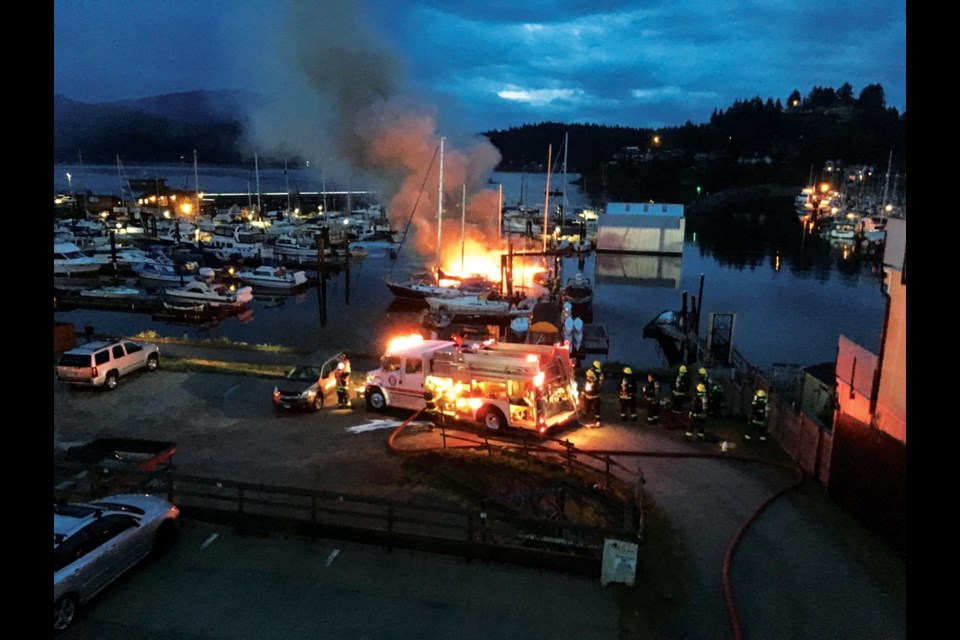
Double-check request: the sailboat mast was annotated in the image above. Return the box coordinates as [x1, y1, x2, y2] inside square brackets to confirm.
[498, 183, 503, 240]
[255, 153, 262, 217]
[881, 150, 893, 210]
[436, 137, 445, 282]
[193, 149, 200, 226]
[461, 184, 466, 273]
[284, 159, 291, 211]
[543, 144, 552, 252]
[562, 132, 569, 218]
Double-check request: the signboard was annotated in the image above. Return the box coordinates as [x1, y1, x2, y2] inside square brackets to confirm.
[600, 538, 638, 586]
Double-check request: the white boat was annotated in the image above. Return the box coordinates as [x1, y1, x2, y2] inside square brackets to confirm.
[424, 290, 536, 318]
[205, 224, 270, 260]
[164, 280, 254, 307]
[236, 265, 309, 290]
[269, 234, 319, 259]
[54, 242, 102, 276]
[132, 261, 200, 284]
[79, 285, 140, 299]
[828, 220, 857, 240]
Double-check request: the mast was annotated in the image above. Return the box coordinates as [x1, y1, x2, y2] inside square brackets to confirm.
[498, 183, 503, 240]
[562, 132, 569, 221]
[543, 144, 552, 252]
[881, 150, 893, 210]
[255, 153, 262, 218]
[284, 158, 291, 211]
[193, 149, 200, 227]
[461, 184, 466, 273]
[436, 136, 445, 282]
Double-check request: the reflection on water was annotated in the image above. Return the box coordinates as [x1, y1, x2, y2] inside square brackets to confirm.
[53, 166, 888, 372]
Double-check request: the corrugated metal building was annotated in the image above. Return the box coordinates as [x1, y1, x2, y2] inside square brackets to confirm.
[595, 202, 685, 254]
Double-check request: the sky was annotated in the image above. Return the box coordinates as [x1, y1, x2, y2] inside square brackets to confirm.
[53, 0, 907, 255]
[54, 0, 906, 133]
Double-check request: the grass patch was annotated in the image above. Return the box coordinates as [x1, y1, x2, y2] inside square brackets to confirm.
[133, 331, 301, 354]
[160, 357, 288, 378]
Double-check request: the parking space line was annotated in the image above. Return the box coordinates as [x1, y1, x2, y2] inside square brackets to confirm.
[201, 533, 219, 549]
[325, 549, 340, 566]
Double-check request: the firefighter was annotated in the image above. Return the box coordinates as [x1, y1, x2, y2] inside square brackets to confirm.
[709, 380, 726, 417]
[687, 383, 709, 440]
[335, 360, 352, 409]
[671, 365, 690, 412]
[746, 389, 769, 441]
[590, 360, 605, 389]
[618, 367, 638, 421]
[582, 369, 601, 425]
[642, 373, 661, 424]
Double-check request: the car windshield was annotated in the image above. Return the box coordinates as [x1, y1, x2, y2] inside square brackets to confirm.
[287, 366, 320, 381]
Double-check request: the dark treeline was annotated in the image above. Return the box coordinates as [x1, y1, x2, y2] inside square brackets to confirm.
[483, 83, 905, 205]
[54, 82, 904, 206]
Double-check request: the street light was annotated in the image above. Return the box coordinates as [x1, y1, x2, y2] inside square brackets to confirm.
[66, 172, 73, 193]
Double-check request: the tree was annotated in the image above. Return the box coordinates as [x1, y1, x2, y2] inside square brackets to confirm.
[858, 84, 887, 112]
[787, 89, 802, 109]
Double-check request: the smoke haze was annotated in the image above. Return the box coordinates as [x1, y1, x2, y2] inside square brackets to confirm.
[240, 0, 503, 260]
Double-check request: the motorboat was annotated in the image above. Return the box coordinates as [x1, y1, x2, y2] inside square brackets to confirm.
[164, 280, 254, 307]
[79, 285, 140, 299]
[132, 260, 200, 284]
[269, 234, 318, 260]
[236, 265, 310, 290]
[562, 271, 593, 307]
[53, 242, 102, 276]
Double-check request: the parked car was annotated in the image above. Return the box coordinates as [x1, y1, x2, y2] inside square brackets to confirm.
[56, 339, 160, 391]
[272, 352, 347, 412]
[53, 493, 180, 633]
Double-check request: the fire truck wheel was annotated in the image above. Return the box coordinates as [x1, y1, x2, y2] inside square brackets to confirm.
[366, 388, 386, 412]
[481, 407, 507, 431]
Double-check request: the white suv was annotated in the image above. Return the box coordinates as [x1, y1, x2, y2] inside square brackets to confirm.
[56, 339, 160, 391]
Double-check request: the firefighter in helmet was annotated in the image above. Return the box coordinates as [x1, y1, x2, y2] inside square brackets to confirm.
[642, 373, 661, 424]
[618, 366, 638, 421]
[672, 364, 691, 412]
[687, 383, 709, 440]
[590, 360, 604, 389]
[746, 389, 769, 441]
[335, 360, 352, 409]
[582, 369, 601, 426]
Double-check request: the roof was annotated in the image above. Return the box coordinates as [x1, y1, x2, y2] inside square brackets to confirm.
[803, 362, 836, 386]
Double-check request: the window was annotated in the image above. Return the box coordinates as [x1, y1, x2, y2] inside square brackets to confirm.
[58, 354, 91, 368]
[405, 358, 423, 374]
[95, 351, 111, 366]
[382, 357, 401, 372]
[124, 342, 142, 354]
[112, 345, 125, 359]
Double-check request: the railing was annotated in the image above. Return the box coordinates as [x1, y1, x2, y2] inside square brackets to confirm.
[53, 465, 635, 577]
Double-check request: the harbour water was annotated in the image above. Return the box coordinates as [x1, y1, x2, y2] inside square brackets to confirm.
[53, 164, 888, 372]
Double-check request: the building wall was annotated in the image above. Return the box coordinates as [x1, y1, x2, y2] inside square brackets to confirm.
[596, 203, 685, 254]
[875, 219, 906, 443]
[835, 336, 876, 425]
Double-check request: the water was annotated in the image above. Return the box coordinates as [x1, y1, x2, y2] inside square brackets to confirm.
[53, 165, 888, 371]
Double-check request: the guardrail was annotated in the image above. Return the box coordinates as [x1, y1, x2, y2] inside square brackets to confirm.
[54, 465, 636, 576]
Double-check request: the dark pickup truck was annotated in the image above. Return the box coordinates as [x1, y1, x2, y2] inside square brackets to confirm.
[55, 438, 176, 499]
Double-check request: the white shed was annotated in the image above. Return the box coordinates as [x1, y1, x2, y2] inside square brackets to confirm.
[596, 202, 685, 254]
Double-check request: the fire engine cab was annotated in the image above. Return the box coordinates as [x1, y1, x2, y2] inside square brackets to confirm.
[364, 334, 580, 434]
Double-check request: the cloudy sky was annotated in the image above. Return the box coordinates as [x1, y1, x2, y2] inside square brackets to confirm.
[54, 0, 906, 133]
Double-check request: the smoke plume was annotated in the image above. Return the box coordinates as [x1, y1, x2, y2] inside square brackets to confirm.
[240, 0, 503, 261]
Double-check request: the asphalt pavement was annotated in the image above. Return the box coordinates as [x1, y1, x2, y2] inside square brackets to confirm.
[54, 341, 907, 639]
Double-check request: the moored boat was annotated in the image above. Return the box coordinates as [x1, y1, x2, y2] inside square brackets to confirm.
[236, 265, 310, 290]
[164, 280, 254, 307]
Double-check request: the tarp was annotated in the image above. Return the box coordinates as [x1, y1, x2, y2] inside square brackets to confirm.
[529, 321, 558, 333]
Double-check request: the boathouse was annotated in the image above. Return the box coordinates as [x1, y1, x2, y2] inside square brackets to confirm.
[595, 202, 684, 254]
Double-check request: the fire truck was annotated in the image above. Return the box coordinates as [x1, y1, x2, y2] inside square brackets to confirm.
[363, 334, 581, 434]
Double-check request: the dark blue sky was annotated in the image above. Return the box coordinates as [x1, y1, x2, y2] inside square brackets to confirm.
[54, 0, 906, 131]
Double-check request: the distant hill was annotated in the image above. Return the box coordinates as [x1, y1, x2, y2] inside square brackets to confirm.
[54, 85, 905, 206]
[53, 92, 250, 165]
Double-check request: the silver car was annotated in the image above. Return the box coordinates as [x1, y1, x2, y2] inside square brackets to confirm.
[53, 493, 180, 633]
